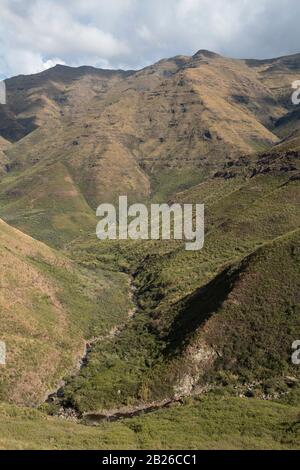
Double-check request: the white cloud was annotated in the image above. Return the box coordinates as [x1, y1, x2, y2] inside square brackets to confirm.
[136, 25, 153, 42]
[0, 0, 299, 78]
[0, 49, 64, 76]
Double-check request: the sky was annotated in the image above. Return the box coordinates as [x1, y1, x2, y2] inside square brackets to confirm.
[0, 0, 300, 78]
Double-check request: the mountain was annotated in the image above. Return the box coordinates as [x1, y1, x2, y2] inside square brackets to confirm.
[0, 51, 300, 245]
[0, 50, 299, 449]
[0, 137, 10, 175]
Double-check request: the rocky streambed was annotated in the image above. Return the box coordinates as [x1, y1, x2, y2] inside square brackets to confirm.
[43, 276, 201, 426]
[44, 276, 138, 421]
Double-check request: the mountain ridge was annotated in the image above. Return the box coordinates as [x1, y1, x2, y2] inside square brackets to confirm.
[1, 50, 299, 246]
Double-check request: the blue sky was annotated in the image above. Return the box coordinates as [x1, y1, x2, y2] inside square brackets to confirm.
[1, 0, 300, 79]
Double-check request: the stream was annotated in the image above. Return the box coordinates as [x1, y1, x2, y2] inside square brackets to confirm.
[43, 276, 192, 425]
[44, 276, 142, 421]
[83, 397, 184, 425]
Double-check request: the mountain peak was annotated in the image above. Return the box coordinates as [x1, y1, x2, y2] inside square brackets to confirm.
[193, 49, 220, 59]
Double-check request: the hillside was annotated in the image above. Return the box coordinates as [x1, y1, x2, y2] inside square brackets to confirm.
[0, 218, 131, 406]
[0, 50, 299, 450]
[0, 137, 10, 175]
[57, 150, 300, 413]
[0, 51, 299, 245]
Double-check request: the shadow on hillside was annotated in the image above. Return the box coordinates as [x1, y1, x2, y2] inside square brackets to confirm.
[164, 260, 247, 356]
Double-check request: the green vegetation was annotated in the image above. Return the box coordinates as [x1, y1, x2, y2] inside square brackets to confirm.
[0, 395, 299, 450]
[0, 160, 96, 247]
[150, 167, 206, 202]
[0, 219, 131, 406]
[60, 164, 300, 413]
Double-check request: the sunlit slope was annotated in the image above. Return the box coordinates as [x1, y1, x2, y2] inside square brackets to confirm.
[0, 159, 97, 247]
[1, 51, 300, 244]
[2, 51, 299, 242]
[246, 52, 300, 108]
[0, 218, 131, 406]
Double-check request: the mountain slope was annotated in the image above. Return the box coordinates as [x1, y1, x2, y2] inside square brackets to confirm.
[0, 218, 131, 406]
[0, 137, 10, 175]
[59, 150, 300, 412]
[168, 229, 300, 397]
[0, 51, 299, 447]
[1, 51, 298, 245]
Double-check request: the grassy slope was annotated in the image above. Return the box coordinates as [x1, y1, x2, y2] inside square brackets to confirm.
[0, 158, 96, 248]
[0, 218, 131, 406]
[0, 395, 299, 450]
[60, 157, 300, 412]
[162, 228, 300, 396]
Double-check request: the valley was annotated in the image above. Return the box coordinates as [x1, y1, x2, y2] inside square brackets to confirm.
[0, 50, 299, 449]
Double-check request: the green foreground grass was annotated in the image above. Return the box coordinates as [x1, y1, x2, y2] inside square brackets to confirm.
[0, 395, 299, 450]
